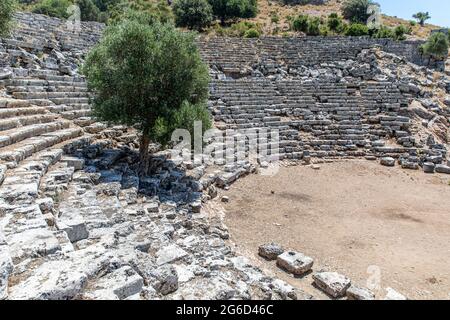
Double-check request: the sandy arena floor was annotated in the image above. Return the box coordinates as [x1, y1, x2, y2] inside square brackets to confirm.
[218, 160, 450, 300]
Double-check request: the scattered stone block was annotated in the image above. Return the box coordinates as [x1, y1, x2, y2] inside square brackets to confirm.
[380, 157, 395, 167]
[90, 266, 144, 300]
[435, 164, 450, 174]
[221, 196, 229, 203]
[276, 251, 314, 276]
[312, 272, 351, 298]
[61, 156, 85, 170]
[346, 285, 375, 300]
[150, 265, 178, 295]
[190, 201, 202, 213]
[423, 162, 435, 174]
[384, 287, 407, 300]
[258, 243, 284, 261]
[156, 244, 188, 266]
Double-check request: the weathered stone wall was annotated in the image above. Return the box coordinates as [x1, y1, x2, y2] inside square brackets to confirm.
[198, 36, 431, 74]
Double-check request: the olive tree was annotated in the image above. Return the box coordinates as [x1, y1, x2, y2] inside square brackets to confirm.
[83, 16, 210, 175]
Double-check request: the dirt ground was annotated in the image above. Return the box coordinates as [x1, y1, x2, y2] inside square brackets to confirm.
[218, 160, 450, 300]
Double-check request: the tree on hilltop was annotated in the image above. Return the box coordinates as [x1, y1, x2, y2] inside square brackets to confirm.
[413, 12, 431, 27]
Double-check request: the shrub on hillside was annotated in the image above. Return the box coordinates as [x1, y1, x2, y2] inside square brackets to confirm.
[0, 0, 17, 37]
[421, 32, 449, 60]
[32, 0, 72, 19]
[243, 28, 259, 38]
[108, 0, 173, 24]
[341, 0, 376, 24]
[173, 0, 213, 31]
[327, 12, 345, 33]
[77, 0, 101, 22]
[291, 14, 309, 32]
[372, 25, 394, 39]
[394, 25, 409, 41]
[82, 15, 210, 175]
[306, 17, 321, 36]
[208, 0, 258, 24]
[345, 23, 369, 36]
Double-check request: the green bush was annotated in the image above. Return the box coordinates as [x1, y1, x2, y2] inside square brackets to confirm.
[394, 25, 409, 40]
[306, 17, 321, 36]
[108, 0, 173, 25]
[82, 17, 209, 174]
[327, 12, 344, 33]
[153, 101, 211, 147]
[77, 0, 101, 22]
[208, 0, 258, 24]
[421, 32, 449, 60]
[345, 23, 369, 36]
[291, 14, 308, 32]
[32, 0, 72, 19]
[243, 28, 259, 38]
[173, 0, 213, 31]
[409, 20, 417, 27]
[341, 0, 375, 24]
[0, 0, 17, 37]
[226, 21, 261, 37]
[372, 25, 394, 39]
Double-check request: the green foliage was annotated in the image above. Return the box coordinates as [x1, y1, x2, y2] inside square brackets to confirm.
[291, 14, 308, 32]
[214, 20, 261, 37]
[77, 0, 100, 22]
[421, 32, 449, 60]
[345, 23, 369, 36]
[173, 0, 213, 31]
[409, 20, 417, 27]
[243, 27, 259, 38]
[372, 25, 394, 39]
[341, 0, 375, 24]
[153, 101, 211, 147]
[108, 0, 173, 25]
[82, 17, 210, 171]
[208, 0, 258, 24]
[0, 0, 17, 37]
[413, 12, 431, 26]
[327, 12, 344, 33]
[32, 0, 72, 19]
[93, 0, 120, 12]
[306, 17, 320, 36]
[394, 25, 409, 40]
[270, 12, 279, 24]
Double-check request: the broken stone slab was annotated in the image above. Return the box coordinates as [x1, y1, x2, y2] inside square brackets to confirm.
[346, 285, 375, 300]
[149, 265, 178, 295]
[156, 244, 188, 266]
[435, 164, 450, 174]
[190, 201, 202, 213]
[36, 197, 54, 214]
[380, 157, 395, 167]
[423, 162, 435, 174]
[7, 228, 61, 264]
[61, 156, 85, 171]
[9, 244, 112, 300]
[87, 266, 144, 300]
[145, 202, 160, 214]
[276, 251, 314, 276]
[258, 243, 284, 261]
[384, 287, 407, 300]
[0, 244, 14, 300]
[56, 208, 89, 243]
[312, 272, 351, 298]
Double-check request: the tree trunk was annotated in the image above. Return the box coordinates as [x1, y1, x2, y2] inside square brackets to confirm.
[138, 132, 151, 176]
